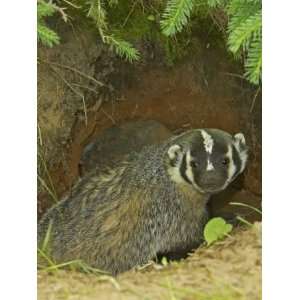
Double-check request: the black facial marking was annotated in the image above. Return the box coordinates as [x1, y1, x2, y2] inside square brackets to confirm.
[231, 146, 241, 179]
[222, 157, 230, 166]
[190, 161, 198, 168]
[179, 153, 193, 185]
[190, 142, 204, 158]
[169, 157, 177, 167]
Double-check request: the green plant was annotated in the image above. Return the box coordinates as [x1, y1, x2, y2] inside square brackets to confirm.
[161, 0, 262, 85]
[225, 0, 262, 84]
[204, 217, 233, 245]
[37, 0, 140, 62]
[160, 0, 196, 36]
[230, 201, 262, 226]
[85, 0, 140, 62]
[37, 222, 117, 285]
[37, 125, 58, 203]
[38, 0, 262, 84]
[37, 0, 61, 47]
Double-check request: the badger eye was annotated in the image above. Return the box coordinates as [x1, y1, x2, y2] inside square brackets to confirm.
[222, 157, 230, 166]
[190, 161, 198, 168]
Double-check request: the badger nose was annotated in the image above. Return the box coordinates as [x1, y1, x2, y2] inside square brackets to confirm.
[202, 171, 215, 182]
[201, 171, 222, 187]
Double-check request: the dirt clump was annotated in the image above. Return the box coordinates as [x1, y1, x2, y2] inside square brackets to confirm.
[38, 222, 261, 300]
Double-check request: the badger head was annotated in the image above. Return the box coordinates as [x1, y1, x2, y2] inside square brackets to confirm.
[166, 129, 248, 194]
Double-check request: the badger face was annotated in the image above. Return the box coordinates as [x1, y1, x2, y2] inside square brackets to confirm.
[166, 129, 248, 194]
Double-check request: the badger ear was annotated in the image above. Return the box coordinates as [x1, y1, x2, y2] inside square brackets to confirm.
[234, 133, 246, 150]
[167, 144, 183, 165]
[234, 133, 248, 172]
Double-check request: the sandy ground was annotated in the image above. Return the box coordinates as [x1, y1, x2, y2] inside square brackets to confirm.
[38, 222, 261, 300]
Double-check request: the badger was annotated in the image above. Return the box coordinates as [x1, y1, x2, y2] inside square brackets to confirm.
[38, 128, 248, 275]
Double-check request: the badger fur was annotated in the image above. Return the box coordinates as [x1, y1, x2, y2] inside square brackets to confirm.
[38, 128, 248, 275]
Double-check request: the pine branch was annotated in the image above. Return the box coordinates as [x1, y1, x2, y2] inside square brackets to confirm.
[85, 1, 140, 62]
[107, 0, 118, 6]
[244, 36, 262, 84]
[228, 9, 261, 53]
[104, 35, 140, 62]
[207, 0, 226, 8]
[227, 0, 260, 32]
[86, 0, 107, 31]
[225, 0, 262, 84]
[37, 0, 56, 19]
[37, 1, 66, 47]
[37, 23, 60, 47]
[161, 0, 195, 36]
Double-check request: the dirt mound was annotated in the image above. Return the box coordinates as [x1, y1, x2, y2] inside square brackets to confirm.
[38, 222, 261, 300]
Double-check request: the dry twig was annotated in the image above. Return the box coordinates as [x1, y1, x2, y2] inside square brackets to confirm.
[48, 64, 88, 126]
[39, 59, 105, 88]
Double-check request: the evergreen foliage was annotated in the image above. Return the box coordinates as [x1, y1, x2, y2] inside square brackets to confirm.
[37, 0, 261, 84]
[160, 0, 195, 36]
[37, 0, 139, 61]
[85, 0, 140, 62]
[161, 0, 262, 85]
[103, 35, 140, 63]
[37, 0, 60, 47]
[226, 0, 262, 84]
[206, 0, 226, 8]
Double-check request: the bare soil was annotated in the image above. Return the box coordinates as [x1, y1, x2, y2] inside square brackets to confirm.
[38, 223, 261, 300]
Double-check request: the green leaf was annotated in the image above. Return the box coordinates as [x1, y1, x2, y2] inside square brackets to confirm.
[204, 217, 233, 246]
[147, 15, 155, 21]
[161, 257, 168, 266]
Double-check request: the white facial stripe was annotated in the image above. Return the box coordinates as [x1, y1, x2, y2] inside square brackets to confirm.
[167, 155, 185, 185]
[185, 151, 206, 193]
[206, 159, 214, 171]
[234, 133, 246, 145]
[168, 167, 186, 185]
[239, 150, 248, 173]
[234, 133, 248, 173]
[226, 145, 236, 184]
[200, 130, 214, 154]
